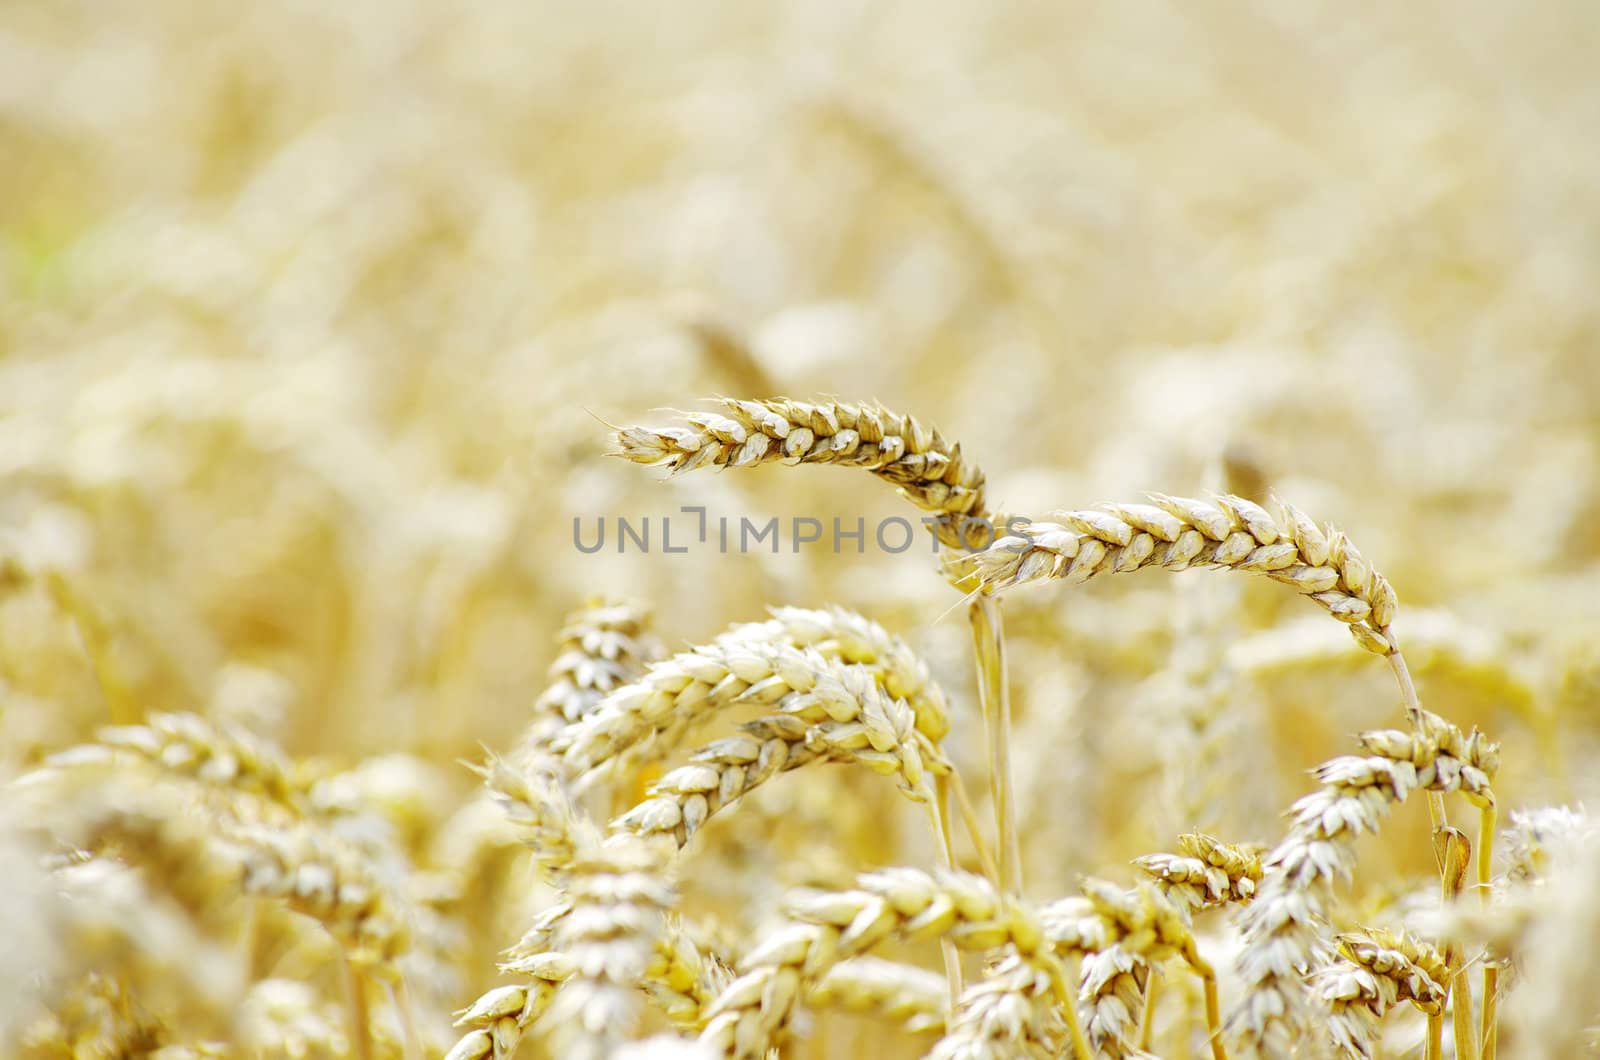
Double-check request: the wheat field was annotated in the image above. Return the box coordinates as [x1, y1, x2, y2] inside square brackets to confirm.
[3, 2, 1599, 1058]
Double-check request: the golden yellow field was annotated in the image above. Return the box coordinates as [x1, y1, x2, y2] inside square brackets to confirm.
[2, 2, 1599, 1058]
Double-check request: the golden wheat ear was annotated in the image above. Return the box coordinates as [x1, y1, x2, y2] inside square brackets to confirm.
[609, 397, 990, 548]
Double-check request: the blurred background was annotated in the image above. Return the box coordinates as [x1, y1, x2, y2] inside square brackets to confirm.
[2, 1, 1599, 1055]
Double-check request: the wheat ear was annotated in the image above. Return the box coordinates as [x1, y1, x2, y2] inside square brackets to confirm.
[552, 626, 950, 782]
[1312, 929, 1448, 1059]
[699, 867, 1087, 1060]
[540, 831, 677, 1060]
[548, 617, 972, 999]
[1070, 835, 1264, 1057]
[809, 956, 950, 1035]
[611, 695, 945, 847]
[478, 753, 582, 880]
[45, 711, 311, 816]
[1043, 880, 1229, 1060]
[964, 493, 1459, 863]
[612, 401, 1013, 895]
[235, 980, 349, 1059]
[1496, 809, 1600, 1060]
[444, 954, 571, 1060]
[606, 676, 967, 1007]
[521, 598, 662, 752]
[475, 690, 951, 1038]
[1135, 834, 1265, 912]
[1227, 710, 1498, 1054]
[928, 952, 1066, 1059]
[755, 606, 952, 740]
[22, 973, 171, 1058]
[611, 397, 988, 548]
[965, 494, 1396, 654]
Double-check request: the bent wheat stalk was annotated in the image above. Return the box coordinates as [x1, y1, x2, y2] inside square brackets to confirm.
[1226, 711, 1498, 1054]
[611, 398, 1015, 898]
[963, 493, 1456, 854]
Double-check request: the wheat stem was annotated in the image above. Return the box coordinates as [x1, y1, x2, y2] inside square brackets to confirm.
[969, 594, 1020, 895]
[1480, 965, 1501, 1060]
[945, 769, 1000, 885]
[1385, 639, 1452, 858]
[1441, 827, 1479, 1060]
[1477, 802, 1498, 1058]
[1192, 955, 1227, 1060]
[341, 952, 373, 1060]
[1139, 971, 1160, 1049]
[923, 795, 965, 1012]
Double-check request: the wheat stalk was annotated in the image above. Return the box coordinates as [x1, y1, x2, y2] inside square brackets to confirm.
[1228, 710, 1499, 1054]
